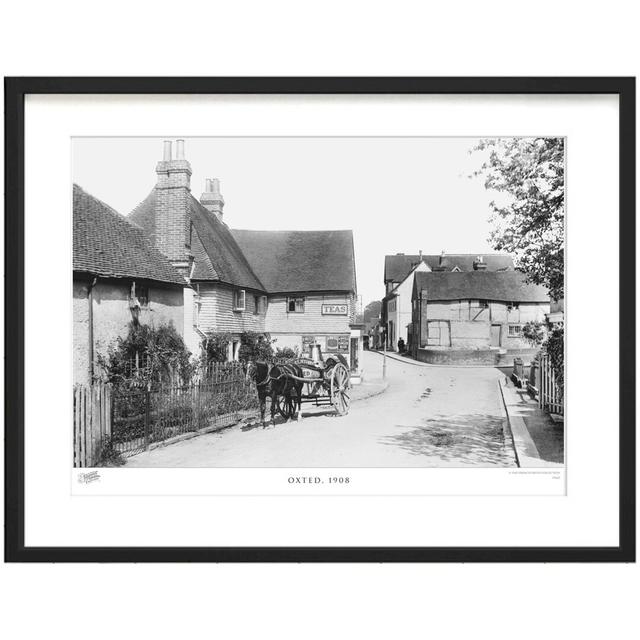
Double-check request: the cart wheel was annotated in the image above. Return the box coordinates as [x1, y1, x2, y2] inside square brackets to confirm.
[276, 395, 296, 420]
[330, 363, 351, 416]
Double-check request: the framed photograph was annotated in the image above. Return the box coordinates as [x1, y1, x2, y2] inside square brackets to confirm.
[5, 77, 635, 562]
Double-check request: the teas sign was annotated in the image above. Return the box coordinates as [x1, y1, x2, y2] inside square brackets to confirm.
[321, 304, 348, 315]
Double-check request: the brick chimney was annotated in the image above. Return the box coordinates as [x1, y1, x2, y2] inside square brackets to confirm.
[473, 255, 487, 270]
[433, 250, 447, 272]
[154, 139, 193, 275]
[200, 178, 225, 221]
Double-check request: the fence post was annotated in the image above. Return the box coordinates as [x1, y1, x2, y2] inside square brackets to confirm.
[144, 386, 151, 451]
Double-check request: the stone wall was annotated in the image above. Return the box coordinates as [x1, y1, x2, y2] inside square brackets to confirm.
[416, 347, 500, 365]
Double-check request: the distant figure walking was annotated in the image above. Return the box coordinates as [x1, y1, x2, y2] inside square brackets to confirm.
[397, 337, 405, 353]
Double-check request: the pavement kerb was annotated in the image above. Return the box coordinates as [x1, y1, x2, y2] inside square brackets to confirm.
[498, 377, 554, 468]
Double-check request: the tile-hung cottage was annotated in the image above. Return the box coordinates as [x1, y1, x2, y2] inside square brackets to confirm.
[410, 270, 550, 365]
[73, 185, 187, 385]
[129, 140, 359, 368]
[382, 251, 514, 350]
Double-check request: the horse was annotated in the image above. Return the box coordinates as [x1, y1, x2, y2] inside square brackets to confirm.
[246, 361, 305, 427]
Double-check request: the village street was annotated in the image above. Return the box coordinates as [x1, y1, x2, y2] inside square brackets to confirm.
[126, 350, 517, 468]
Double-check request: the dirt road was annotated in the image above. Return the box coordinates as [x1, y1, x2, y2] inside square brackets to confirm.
[126, 351, 517, 467]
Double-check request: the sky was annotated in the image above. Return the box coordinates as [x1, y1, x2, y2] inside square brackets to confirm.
[72, 137, 499, 306]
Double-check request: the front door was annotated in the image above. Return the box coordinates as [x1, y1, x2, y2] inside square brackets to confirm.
[490, 324, 501, 347]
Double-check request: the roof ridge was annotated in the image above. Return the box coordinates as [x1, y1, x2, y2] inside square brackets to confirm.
[73, 185, 185, 286]
[189, 195, 266, 291]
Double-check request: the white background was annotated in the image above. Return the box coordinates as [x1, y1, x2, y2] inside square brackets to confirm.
[1, 2, 638, 640]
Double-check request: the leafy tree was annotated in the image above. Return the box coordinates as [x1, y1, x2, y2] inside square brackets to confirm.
[472, 137, 565, 389]
[472, 137, 564, 301]
[357, 300, 382, 324]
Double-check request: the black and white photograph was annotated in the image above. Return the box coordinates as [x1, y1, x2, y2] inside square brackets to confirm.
[72, 135, 565, 471]
[6, 75, 632, 566]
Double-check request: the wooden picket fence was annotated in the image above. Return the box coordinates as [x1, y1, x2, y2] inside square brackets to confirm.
[528, 354, 564, 416]
[74, 366, 261, 465]
[73, 383, 112, 467]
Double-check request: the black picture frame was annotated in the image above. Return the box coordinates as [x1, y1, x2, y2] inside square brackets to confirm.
[4, 77, 635, 563]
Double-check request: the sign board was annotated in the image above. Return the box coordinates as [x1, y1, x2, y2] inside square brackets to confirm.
[321, 304, 348, 315]
[301, 334, 350, 353]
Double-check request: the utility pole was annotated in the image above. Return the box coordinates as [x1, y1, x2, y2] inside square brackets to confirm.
[382, 327, 387, 381]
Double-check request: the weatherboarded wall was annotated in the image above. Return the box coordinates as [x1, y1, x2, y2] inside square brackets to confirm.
[73, 277, 184, 385]
[195, 283, 267, 335]
[265, 293, 353, 335]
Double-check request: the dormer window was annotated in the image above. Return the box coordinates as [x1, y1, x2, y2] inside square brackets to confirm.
[233, 289, 246, 311]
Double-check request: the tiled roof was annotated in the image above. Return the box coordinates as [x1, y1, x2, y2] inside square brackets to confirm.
[231, 229, 357, 294]
[73, 185, 185, 286]
[385, 253, 514, 283]
[413, 271, 548, 303]
[129, 190, 264, 291]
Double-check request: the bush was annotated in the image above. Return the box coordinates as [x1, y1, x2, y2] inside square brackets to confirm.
[274, 345, 300, 359]
[546, 325, 564, 388]
[522, 321, 546, 347]
[521, 319, 564, 391]
[201, 332, 233, 363]
[239, 332, 275, 362]
[96, 436, 125, 467]
[201, 331, 275, 363]
[97, 321, 194, 387]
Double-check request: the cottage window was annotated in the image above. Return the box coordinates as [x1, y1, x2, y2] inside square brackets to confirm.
[287, 297, 305, 313]
[508, 324, 522, 337]
[426, 320, 450, 347]
[233, 289, 246, 311]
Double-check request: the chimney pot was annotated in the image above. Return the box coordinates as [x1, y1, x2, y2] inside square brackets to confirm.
[163, 140, 172, 161]
[175, 139, 185, 160]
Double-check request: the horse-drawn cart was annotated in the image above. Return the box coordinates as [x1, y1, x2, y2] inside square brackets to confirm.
[274, 355, 352, 419]
[249, 349, 352, 426]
